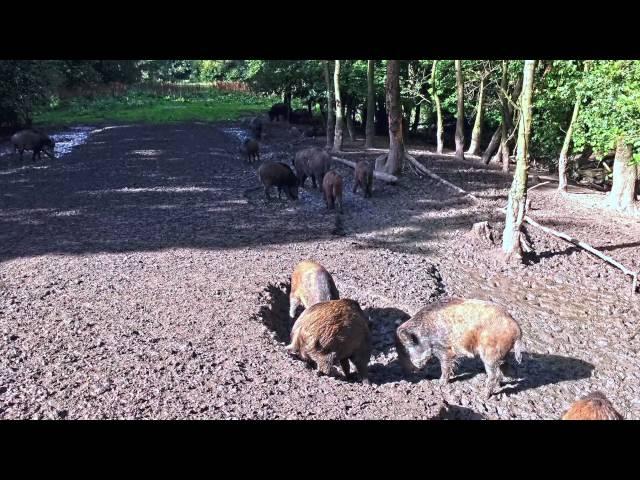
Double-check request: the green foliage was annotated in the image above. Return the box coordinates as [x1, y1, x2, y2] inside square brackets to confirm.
[574, 60, 640, 158]
[530, 60, 585, 161]
[34, 86, 275, 125]
[0, 60, 62, 127]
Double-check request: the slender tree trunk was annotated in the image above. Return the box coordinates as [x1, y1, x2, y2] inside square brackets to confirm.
[558, 63, 588, 192]
[466, 75, 485, 156]
[324, 60, 335, 148]
[412, 101, 421, 133]
[482, 75, 523, 163]
[378, 60, 404, 175]
[454, 60, 465, 160]
[482, 127, 501, 164]
[502, 60, 536, 262]
[333, 60, 344, 152]
[431, 60, 444, 154]
[346, 102, 355, 142]
[500, 61, 510, 172]
[608, 139, 638, 211]
[557, 94, 582, 191]
[283, 85, 292, 122]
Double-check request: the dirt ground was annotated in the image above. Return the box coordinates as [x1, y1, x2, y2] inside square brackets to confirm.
[1, 119, 639, 420]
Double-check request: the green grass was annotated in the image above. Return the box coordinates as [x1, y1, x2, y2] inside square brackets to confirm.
[33, 87, 277, 125]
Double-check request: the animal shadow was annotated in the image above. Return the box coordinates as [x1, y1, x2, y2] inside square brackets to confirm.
[434, 401, 486, 420]
[256, 281, 292, 344]
[364, 306, 411, 355]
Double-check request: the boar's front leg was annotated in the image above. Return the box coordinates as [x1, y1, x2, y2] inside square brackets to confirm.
[340, 359, 351, 379]
[436, 350, 455, 385]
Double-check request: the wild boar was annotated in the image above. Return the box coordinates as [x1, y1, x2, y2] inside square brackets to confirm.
[322, 170, 343, 213]
[294, 147, 331, 189]
[258, 161, 299, 200]
[395, 298, 524, 398]
[11, 129, 56, 161]
[268, 103, 289, 122]
[249, 117, 263, 139]
[353, 159, 373, 198]
[562, 392, 623, 420]
[289, 260, 339, 319]
[240, 138, 260, 163]
[286, 299, 371, 384]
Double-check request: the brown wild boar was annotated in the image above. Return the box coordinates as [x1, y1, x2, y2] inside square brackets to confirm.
[286, 299, 372, 384]
[395, 298, 523, 398]
[289, 260, 339, 319]
[353, 160, 373, 198]
[562, 392, 623, 420]
[322, 170, 343, 213]
[241, 138, 260, 163]
[294, 147, 331, 189]
[257, 161, 299, 200]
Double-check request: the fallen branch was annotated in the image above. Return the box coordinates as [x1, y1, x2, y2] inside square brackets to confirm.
[527, 181, 551, 192]
[331, 156, 398, 183]
[405, 154, 479, 203]
[496, 207, 639, 296]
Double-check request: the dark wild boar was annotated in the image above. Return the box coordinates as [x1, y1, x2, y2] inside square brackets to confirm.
[286, 299, 371, 384]
[353, 160, 373, 198]
[395, 298, 523, 398]
[249, 117, 263, 139]
[258, 161, 299, 201]
[268, 103, 289, 122]
[322, 170, 343, 213]
[11, 129, 55, 161]
[289, 260, 340, 319]
[294, 147, 332, 189]
[562, 392, 623, 420]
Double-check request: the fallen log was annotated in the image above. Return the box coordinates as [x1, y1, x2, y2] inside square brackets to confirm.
[496, 207, 639, 296]
[405, 154, 479, 203]
[331, 155, 398, 183]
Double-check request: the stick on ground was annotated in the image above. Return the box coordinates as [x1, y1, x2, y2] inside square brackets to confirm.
[406, 154, 479, 203]
[496, 207, 639, 296]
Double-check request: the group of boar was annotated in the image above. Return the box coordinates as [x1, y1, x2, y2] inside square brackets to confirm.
[9, 129, 56, 161]
[284, 259, 623, 419]
[242, 110, 374, 210]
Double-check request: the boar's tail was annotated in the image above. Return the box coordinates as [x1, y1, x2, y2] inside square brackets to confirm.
[513, 338, 524, 364]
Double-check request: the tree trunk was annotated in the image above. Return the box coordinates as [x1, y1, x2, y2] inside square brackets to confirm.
[378, 60, 404, 175]
[283, 85, 292, 122]
[412, 101, 421, 134]
[608, 139, 638, 211]
[454, 60, 465, 161]
[364, 60, 376, 148]
[557, 94, 581, 192]
[346, 103, 356, 142]
[502, 60, 536, 262]
[324, 60, 335, 148]
[482, 127, 502, 164]
[500, 61, 510, 172]
[558, 63, 588, 192]
[466, 75, 485, 156]
[431, 60, 444, 154]
[333, 60, 344, 152]
[483, 75, 523, 163]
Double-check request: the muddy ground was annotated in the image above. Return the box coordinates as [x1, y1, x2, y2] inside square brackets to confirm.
[1, 119, 639, 420]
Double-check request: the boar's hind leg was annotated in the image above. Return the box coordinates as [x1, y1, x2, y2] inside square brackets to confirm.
[483, 361, 503, 398]
[353, 180, 359, 194]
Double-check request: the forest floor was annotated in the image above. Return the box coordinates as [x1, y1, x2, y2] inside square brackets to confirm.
[1, 118, 639, 420]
